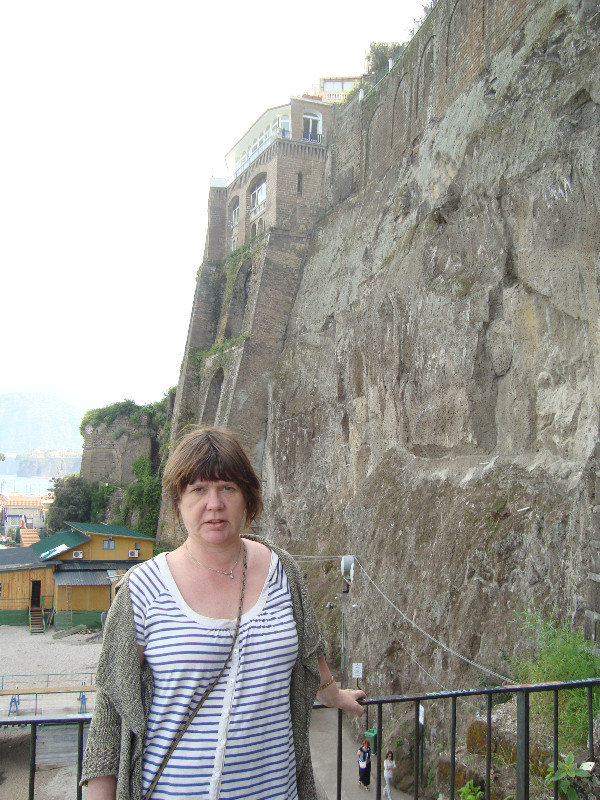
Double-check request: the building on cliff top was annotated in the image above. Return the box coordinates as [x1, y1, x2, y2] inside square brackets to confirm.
[205, 93, 335, 260]
[168, 84, 345, 475]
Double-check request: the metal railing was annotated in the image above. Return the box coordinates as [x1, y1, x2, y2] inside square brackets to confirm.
[1, 678, 598, 800]
[301, 132, 325, 144]
[0, 595, 53, 611]
[1, 672, 96, 690]
[233, 127, 291, 178]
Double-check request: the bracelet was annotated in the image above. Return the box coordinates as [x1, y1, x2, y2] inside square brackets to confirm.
[318, 677, 335, 692]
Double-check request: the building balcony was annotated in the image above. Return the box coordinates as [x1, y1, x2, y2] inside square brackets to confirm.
[234, 128, 291, 178]
[301, 132, 325, 144]
[249, 201, 266, 221]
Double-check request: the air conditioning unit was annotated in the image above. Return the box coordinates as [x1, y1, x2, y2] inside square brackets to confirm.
[128, 549, 140, 558]
[72, 551, 83, 559]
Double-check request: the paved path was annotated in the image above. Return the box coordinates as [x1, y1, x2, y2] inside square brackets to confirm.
[310, 708, 411, 800]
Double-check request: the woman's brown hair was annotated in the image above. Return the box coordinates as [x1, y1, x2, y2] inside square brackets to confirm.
[162, 427, 263, 524]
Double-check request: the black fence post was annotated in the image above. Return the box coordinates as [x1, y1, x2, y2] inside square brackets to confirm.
[77, 719, 84, 800]
[28, 722, 37, 800]
[516, 690, 530, 800]
[486, 693, 492, 800]
[553, 689, 559, 800]
[588, 686, 595, 761]
[413, 701, 420, 800]
[376, 702, 383, 800]
[337, 708, 342, 800]
[450, 696, 456, 800]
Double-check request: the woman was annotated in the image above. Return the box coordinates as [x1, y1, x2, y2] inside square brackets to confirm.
[383, 750, 396, 799]
[356, 739, 371, 791]
[82, 426, 365, 800]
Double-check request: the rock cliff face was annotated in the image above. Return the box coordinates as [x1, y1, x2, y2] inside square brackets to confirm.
[170, 0, 600, 698]
[260, 0, 600, 692]
[80, 417, 153, 485]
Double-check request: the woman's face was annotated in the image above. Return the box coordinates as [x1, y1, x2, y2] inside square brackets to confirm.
[178, 478, 247, 547]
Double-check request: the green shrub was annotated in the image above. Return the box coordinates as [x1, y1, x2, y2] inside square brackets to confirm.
[123, 455, 161, 537]
[458, 779, 484, 799]
[512, 610, 600, 748]
[545, 753, 591, 800]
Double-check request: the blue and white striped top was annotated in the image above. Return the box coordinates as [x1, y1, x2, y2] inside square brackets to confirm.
[129, 550, 299, 800]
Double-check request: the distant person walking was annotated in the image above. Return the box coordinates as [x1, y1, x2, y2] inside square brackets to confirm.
[383, 751, 396, 799]
[357, 739, 372, 791]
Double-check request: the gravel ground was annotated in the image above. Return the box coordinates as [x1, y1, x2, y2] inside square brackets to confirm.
[0, 624, 103, 799]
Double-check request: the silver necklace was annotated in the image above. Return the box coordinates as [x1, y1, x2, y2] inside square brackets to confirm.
[185, 541, 242, 579]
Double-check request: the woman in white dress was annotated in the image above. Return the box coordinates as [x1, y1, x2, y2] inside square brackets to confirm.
[83, 426, 365, 800]
[383, 750, 396, 799]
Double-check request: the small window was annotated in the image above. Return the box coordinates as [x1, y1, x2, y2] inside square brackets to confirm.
[297, 172, 303, 195]
[102, 539, 115, 550]
[231, 200, 239, 226]
[134, 542, 141, 550]
[302, 112, 321, 140]
[258, 218, 265, 233]
[250, 179, 266, 209]
[251, 222, 257, 237]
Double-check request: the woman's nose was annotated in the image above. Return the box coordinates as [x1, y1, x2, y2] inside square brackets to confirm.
[206, 486, 224, 507]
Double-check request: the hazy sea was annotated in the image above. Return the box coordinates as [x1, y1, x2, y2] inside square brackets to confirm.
[0, 474, 55, 495]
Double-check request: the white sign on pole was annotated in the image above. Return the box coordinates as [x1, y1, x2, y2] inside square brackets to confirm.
[419, 704, 425, 726]
[352, 662, 363, 679]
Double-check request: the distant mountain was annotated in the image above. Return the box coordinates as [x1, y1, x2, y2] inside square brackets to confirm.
[0, 393, 84, 454]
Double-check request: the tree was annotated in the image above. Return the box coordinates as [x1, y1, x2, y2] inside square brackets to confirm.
[46, 474, 91, 532]
[366, 42, 405, 75]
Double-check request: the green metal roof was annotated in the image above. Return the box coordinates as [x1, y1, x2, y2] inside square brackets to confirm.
[30, 529, 90, 560]
[65, 521, 154, 540]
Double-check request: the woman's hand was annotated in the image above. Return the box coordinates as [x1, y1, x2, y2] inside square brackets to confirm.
[317, 683, 366, 716]
[316, 655, 366, 715]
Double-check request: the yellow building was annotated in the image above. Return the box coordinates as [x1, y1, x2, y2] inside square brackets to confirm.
[0, 522, 154, 631]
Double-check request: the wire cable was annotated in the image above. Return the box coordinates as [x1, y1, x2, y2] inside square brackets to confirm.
[354, 559, 512, 684]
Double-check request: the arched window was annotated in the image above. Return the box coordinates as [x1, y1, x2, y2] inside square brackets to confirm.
[302, 111, 322, 142]
[230, 198, 239, 227]
[249, 177, 266, 210]
[251, 222, 257, 237]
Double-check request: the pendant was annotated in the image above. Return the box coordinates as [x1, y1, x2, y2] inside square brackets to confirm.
[229, 572, 234, 579]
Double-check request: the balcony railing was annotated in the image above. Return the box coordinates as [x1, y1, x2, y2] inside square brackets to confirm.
[301, 132, 325, 144]
[2, 678, 598, 800]
[249, 200, 266, 221]
[234, 128, 291, 178]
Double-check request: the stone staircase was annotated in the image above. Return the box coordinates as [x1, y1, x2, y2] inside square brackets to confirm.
[29, 608, 45, 634]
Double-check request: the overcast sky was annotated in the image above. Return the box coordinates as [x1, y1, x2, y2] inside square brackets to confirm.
[1, 0, 428, 414]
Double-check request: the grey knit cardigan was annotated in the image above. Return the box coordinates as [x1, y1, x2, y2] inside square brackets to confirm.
[81, 534, 326, 800]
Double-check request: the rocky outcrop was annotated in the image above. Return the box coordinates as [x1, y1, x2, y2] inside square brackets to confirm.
[80, 417, 153, 485]
[260, 0, 600, 695]
[169, 0, 600, 705]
